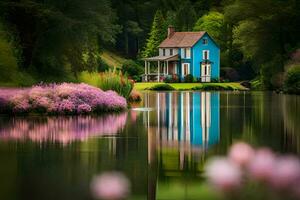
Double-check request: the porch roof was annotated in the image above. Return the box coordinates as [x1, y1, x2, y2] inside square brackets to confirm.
[143, 54, 179, 61]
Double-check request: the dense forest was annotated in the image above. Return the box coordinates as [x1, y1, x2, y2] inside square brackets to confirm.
[0, 0, 300, 91]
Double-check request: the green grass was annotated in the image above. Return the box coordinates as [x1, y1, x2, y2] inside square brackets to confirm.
[100, 50, 127, 68]
[134, 82, 248, 91]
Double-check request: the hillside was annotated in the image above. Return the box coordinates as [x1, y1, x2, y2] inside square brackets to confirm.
[100, 50, 127, 68]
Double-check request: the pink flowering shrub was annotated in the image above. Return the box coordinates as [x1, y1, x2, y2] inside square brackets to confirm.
[0, 83, 127, 114]
[205, 142, 300, 199]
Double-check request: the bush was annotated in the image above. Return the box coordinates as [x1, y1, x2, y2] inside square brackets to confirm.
[97, 59, 110, 72]
[0, 83, 127, 114]
[184, 74, 194, 83]
[284, 65, 300, 94]
[192, 84, 234, 91]
[98, 70, 134, 99]
[149, 84, 175, 91]
[164, 74, 180, 83]
[121, 60, 143, 82]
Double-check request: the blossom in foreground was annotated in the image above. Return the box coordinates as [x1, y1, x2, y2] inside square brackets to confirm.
[270, 156, 300, 189]
[205, 157, 242, 192]
[91, 172, 130, 200]
[247, 148, 276, 182]
[229, 142, 255, 167]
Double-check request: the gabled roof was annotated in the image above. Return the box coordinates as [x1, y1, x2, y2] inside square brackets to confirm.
[159, 31, 206, 48]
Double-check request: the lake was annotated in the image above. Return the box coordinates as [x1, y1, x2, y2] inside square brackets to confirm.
[0, 91, 299, 200]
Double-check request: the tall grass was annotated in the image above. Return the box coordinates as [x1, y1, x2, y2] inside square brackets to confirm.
[98, 70, 134, 99]
[79, 70, 134, 99]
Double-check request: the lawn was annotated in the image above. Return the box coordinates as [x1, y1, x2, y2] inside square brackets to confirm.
[134, 82, 248, 91]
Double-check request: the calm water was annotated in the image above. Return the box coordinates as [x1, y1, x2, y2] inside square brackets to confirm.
[0, 91, 299, 200]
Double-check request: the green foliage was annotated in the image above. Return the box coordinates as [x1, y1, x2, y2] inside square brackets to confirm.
[121, 60, 143, 81]
[184, 74, 194, 83]
[164, 74, 180, 83]
[192, 84, 234, 91]
[98, 70, 134, 99]
[193, 11, 225, 46]
[79, 70, 134, 99]
[175, 0, 197, 31]
[142, 10, 167, 58]
[149, 84, 175, 91]
[226, 0, 300, 88]
[284, 65, 300, 94]
[0, 21, 35, 86]
[1, 0, 120, 79]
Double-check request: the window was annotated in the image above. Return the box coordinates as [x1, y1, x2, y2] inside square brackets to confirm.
[181, 48, 191, 59]
[170, 49, 173, 56]
[203, 50, 209, 60]
[186, 48, 191, 58]
[182, 63, 190, 77]
[163, 49, 166, 56]
[203, 39, 208, 45]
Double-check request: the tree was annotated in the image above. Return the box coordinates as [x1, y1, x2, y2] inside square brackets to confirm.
[225, 0, 300, 88]
[193, 11, 225, 47]
[175, 0, 197, 31]
[141, 10, 166, 58]
[1, 0, 120, 79]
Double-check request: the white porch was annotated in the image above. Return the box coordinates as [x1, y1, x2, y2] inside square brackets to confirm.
[143, 54, 179, 82]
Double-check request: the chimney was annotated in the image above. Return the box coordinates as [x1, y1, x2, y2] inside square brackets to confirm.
[167, 26, 175, 38]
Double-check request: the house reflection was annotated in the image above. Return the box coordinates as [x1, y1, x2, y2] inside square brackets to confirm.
[145, 91, 220, 162]
[142, 91, 220, 199]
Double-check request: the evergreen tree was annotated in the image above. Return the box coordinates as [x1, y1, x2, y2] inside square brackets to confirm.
[141, 10, 166, 58]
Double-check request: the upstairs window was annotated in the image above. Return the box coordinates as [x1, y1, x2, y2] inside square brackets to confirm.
[170, 49, 173, 56]
[163, 49, 166, 56]
[203, 38, 208, 45]
[181, 48, 191, 59]
[203, 50, 209, 60]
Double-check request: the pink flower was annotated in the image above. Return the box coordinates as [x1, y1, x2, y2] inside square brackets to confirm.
[77, 103, 92, 113]
[248, 148, 276, 182]
[91, 172, 130, 200]
[270, 156, 300, 189]
[205, 157, 242, 192]
[229, 142, 255, 167]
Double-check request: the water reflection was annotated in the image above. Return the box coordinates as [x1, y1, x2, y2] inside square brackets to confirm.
[145, 92, 220, 150]
[0, 113, 128, 144]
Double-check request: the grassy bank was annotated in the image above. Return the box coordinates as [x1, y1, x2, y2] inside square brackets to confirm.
[134, 82, 248, 91]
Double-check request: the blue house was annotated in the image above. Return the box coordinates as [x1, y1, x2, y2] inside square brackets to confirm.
[143, 26, 220, 82]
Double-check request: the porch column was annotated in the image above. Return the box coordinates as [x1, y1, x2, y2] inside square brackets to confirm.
[144, 60, 148, 82]
[166, 61, 169, 75]
[157, 60, 160, 82]
[163, 61, 166, 75]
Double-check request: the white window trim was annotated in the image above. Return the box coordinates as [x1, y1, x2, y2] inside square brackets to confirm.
[203, 50, 210, 60]
[181, 63, 190, 78]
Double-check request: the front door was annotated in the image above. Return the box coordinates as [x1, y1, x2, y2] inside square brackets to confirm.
[201, 63, 211, 82]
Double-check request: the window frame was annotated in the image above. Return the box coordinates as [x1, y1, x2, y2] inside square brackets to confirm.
[203, 50, 210, 60]
[181, 63, 190, 77]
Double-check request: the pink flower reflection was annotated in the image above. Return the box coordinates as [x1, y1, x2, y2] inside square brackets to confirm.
[205, 157, 242, 192]
[0, 114, 128, 144]
[229, 142, 255, 167]
[91, 172, 130, 200]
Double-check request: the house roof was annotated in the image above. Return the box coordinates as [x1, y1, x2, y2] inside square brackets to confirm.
[159, 31, 206, 48]
[143, 54, 179, 61]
